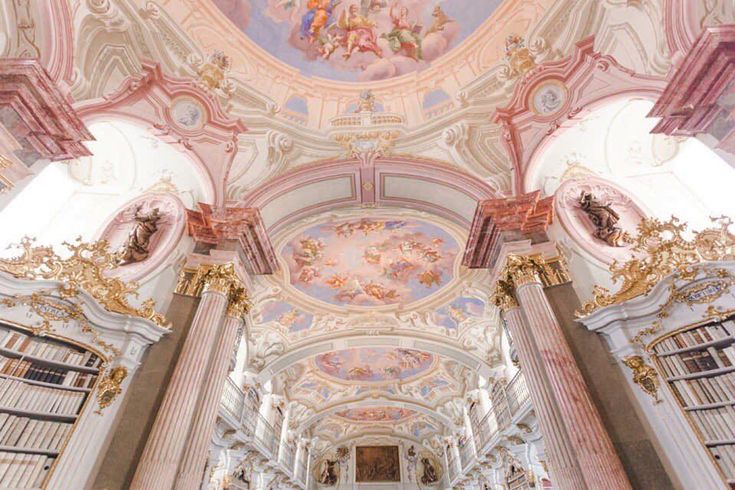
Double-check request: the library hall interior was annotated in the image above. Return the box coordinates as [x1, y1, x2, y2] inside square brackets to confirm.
[1, 0, 735, 489]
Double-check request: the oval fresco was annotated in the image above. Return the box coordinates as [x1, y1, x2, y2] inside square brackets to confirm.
[335, 407, 416, 422]
[315, 347, 434, 382]
[211, 0, 504, 82]
[283, 218, 459, 307]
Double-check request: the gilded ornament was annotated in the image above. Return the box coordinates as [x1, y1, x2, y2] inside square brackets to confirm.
[0, 238, 168, 327]
[227, 286, 250, 318]
[95, 366, 128, 413]
[202, 263, 241, 295]
[622, 355, 661, 403]
[577, 216, 735, 317]
[506, 254, 545, 287]
[491, 278, 519, 312]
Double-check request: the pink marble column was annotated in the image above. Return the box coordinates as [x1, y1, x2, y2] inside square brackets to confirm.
[510, 258, 631, 489]
[501, 305, 586, 489]
[174, 295, 246, 490]
[131, 266, 235, 490]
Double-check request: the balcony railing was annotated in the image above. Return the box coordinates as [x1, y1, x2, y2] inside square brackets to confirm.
[459, 439, 474, 470]
[446, 450, 457, 483]
[507, 370, 531, 417]
[221, 377, 244, 421]
[281, 441, 295, 475]
[254, 413, 278, 456]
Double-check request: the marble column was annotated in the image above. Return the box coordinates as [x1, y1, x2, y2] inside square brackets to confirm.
[500, 301, 586, 490]
[131, 264, 237, 490]
[506, 255, 631, 489]
[174, 288, 248, 490]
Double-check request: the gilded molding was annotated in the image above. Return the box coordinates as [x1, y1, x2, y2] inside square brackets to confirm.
[491, 278, 519, 312]
[0, 237, 168, 328]
[506, 255, 544, 286]
[577, 217, 735, 317]
[175, 262, 249, 317]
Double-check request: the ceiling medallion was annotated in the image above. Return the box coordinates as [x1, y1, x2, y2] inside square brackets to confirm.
[529, 79, 567, 116]
[0, 237, 169, 327]
[576, 216, 735, 317]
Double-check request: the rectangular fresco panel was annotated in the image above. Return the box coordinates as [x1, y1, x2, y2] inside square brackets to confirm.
[356, 446, 400, 482]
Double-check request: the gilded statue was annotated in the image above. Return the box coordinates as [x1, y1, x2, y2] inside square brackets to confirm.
[578, 191, 630, 247]
[623, 355, 660, 402]
[117, 206, 162, 265]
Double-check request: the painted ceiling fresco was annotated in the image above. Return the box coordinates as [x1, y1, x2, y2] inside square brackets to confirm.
[432, 296, 485, 330]
[259, 300, 314, 332]
[335, 407, 415, 422]
[211, 0, 504, 82]
[283, 218, 458, 307]
[314, 347, 434, 382]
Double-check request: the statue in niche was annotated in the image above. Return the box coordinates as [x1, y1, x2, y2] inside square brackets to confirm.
[420, 456, 439, 485]
[117, 205, 162, 265]
[578, 191, 631, 247]
[316, 459, 339, 486]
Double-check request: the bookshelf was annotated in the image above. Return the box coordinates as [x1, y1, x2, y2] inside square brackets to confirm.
[506, 462, 529, 490]
[0, 322, 101, 489]
[650, 314, 735, 488]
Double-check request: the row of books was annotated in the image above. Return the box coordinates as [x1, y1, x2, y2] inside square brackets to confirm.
[672, 372, 735, 407]
[0, 452, 53, 489]
[0, 415, 70, 452]
[712, 446, 735, 479]
[657, 346, 735, 378]
[0, 330, 101, 369]
[656, 321, 735, 353]
[690, 407, 735, 441]
[0, 379, 85, 416]
[0, 357, 97, 389]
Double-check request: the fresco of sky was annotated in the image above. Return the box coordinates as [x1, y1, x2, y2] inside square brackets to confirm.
[284, 218, 458, 307]
[260, 300, 314, 332]
[212, 0, 504, 81]
[433, 297, 485, 329]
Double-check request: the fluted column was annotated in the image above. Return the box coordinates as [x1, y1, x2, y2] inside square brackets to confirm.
[505, 255, 631, 489]
[131, 264, 238, 490]
[500, 301, 586, 489]
[174, 288, 248, 490]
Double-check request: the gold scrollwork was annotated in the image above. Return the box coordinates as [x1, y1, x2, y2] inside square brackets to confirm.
[0, 237, 168, 328]
[577, 217, 735, 317]
[623, 355, 661, 403]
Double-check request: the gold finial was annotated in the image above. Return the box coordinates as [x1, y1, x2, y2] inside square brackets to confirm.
[576, 216, 735, 317]
[0, 237, 168, 327]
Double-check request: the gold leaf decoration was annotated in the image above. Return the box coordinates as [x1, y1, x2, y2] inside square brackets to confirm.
[0, 237, 169, 328]
[576, 217, 735, 317]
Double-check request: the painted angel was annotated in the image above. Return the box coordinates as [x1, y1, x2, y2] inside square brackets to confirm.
[300, 0, 341, 42]
[382, 1, 423, 60]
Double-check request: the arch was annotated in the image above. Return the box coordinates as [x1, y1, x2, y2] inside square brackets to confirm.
[256, 334, 493, 384]
[240, 156, 497, 236]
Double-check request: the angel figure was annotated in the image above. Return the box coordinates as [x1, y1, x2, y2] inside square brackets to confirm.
[382, 1, 422, 60]
[337, 3, 383, 59]
[300, 0, 341, 42]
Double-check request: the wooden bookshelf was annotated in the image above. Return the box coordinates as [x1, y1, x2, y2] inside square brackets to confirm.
[651, 314, 735, 487]
[0, 322, 101, 489]
[506, 463, 529, 490]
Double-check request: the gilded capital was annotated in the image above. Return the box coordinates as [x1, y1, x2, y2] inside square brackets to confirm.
[202, 263, 240, 295]
[491, 278, 519, 312]
[227, 285, 251, 318]
[506, 254, 544, 286]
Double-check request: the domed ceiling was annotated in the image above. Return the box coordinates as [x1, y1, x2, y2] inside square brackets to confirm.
[314, 347, 435, 382]
[282, 217, 459, 307]
[211, 0, 504, 81]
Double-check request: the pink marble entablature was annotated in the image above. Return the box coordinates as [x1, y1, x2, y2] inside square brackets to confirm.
[97, 193, 187, 282]
[555, 176, 647, 265]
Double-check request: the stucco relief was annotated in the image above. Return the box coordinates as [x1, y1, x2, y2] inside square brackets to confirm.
[555, 176, 646, 264]
[97, 193, 186, 281]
